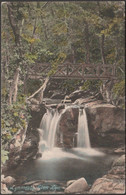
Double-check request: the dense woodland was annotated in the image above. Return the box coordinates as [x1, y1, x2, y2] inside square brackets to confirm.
[1, 1, 125, 164]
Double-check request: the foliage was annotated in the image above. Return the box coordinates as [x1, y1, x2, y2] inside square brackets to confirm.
[61, 80, 82, 94]
[81, 80, 102, 92]
[112, 80, 125, 97]
[1, 96, 31, 145]
[1, 148, 9, 165]
[1, 1, 125, 98]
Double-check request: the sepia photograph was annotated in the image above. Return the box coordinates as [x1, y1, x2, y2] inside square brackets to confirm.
[1, 1, 125, 194]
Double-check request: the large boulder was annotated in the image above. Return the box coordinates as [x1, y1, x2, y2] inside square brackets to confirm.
[90, 155, 125, 194]
[90, 177, 125, 194]
[86, 103, 125, 147]
[65, 177, 88, 193]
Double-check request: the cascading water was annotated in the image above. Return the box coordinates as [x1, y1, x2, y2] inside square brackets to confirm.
[39, 105, 91, 154]
[39, 109, 62, 151]
[77, 108, 91, 148]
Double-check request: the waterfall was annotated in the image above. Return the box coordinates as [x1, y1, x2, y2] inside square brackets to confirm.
[39, 105, 91, 154]
[47, 110, 61, 149]
[39, 109, 62, 151]
[77, 108, 91, 148]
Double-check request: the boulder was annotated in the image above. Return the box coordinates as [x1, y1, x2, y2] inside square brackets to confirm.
[1, 183, 12, 194]
[56, 107, 79, 148]
[2, 176, 16, 186]
[90, 177, 125, 194]
[90, 155, 125, 194]
[86, 104, 125, 132]
[65, 177, 88, 193]
[86, 103, 125, 147]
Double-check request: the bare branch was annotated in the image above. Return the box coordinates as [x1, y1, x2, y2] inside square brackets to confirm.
[27, 77, 49, 101]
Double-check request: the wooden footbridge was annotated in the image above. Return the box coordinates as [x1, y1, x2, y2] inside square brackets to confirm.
[28, 63, 116, 80]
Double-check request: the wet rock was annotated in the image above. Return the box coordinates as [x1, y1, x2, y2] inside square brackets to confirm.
[1, 183, 12, 194]
[2, 176, 16, 186]
[65, 177, 88, 193]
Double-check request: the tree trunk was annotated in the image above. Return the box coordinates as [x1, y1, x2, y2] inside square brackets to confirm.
[100, 34, 106, 64]
[27, 77, 49, 102]
[100, 80, 113, 103]
[8, 68, 20, 104]
[7, 2, 20, 46]
[38, 77, 50, 103]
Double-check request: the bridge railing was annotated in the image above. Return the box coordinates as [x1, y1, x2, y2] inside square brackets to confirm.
[28, 63, 116, 80]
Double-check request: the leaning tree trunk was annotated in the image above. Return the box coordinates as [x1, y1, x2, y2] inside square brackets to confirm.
[27, 77, 49, 103]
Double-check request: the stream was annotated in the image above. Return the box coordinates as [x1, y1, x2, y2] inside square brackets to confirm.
[5, 100, 119, 194]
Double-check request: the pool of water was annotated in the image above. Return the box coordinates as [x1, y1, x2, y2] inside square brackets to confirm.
[6, 147, 117, 186]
